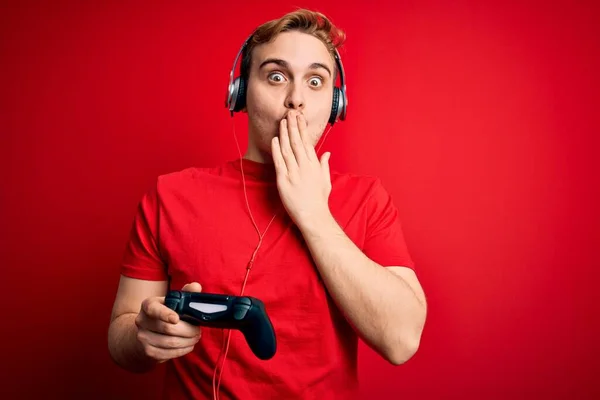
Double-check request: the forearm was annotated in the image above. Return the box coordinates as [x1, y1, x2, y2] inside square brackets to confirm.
[299, 213, 426, 365]
[108, 313, 157, 373]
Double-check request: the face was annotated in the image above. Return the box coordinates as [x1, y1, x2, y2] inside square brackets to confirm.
[244, 31, 335, 163]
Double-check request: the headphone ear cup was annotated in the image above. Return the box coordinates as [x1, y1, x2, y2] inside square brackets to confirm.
[233, 76, 247, 112]
[329, 87, 340, 124]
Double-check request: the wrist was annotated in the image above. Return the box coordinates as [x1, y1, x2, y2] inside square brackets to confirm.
[297, 210, 339, 239]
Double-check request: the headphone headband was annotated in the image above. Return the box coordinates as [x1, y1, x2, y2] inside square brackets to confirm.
[225, 35, 252, 111]
[332, 50, 347, 121]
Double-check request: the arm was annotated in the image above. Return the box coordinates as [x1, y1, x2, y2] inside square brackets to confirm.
[299, 214, 426, 365]
[271, 110, 426, 365]
[108, 276, 168, 373]
[111, 179, 203, 372]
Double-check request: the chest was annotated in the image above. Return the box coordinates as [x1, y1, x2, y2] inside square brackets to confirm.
[157, 183, 368, 307]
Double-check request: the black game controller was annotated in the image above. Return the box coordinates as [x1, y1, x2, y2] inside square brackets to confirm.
[164, 290, 277, 360]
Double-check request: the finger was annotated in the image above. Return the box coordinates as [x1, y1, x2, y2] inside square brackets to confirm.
[138, 328, 201, 350]
[138, 314, 201, 338]
[165, 320, 202, 338]
[297, 113, 317, 161]
[150, 345, 196, 363]
[287, 111, 307, 163]
[142, 297, 179, 324]
[321, 152, 331, 180]
[279, 118, 298, 172]
[271, 137, 287, 175]
[182, 282, 202, 293]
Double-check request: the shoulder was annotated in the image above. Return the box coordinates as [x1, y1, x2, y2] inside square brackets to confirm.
[156, 167, 200, 189]
[329, 170, 395, 217]
[127, 166, 218, 209]
[154, 163, 227, 192]
[331, 170, 388, 200]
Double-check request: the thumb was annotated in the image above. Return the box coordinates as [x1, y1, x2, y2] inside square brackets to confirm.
[182, 282, 203, 293]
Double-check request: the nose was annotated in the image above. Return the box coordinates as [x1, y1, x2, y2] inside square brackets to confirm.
[285, 83, 305, 111]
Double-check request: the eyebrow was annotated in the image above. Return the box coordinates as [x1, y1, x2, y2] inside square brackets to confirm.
[258, 58, 332, 77]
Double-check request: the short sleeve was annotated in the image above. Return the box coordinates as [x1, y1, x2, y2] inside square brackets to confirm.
[363, 179, 415, 269]
[120, 184, 169, 281]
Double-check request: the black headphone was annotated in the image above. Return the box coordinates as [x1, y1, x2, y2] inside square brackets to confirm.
[225, 34, 348, 125]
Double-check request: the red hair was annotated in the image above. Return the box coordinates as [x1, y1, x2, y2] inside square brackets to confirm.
[240, 9, 346, 81]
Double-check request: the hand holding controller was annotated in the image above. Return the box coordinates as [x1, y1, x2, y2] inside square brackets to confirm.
[133, 283, 203, 365]
[165, 290, 277, 360]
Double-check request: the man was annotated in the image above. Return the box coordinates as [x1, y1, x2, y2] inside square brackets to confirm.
[108, 8, 426, 400]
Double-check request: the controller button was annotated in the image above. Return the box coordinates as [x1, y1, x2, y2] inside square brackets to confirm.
[233, 304, 251, 320]
[238, 297, 252, 306]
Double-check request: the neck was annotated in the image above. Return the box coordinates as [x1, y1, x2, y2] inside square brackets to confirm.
[243, 150, 272, 164]
[243, 138, 274, 164]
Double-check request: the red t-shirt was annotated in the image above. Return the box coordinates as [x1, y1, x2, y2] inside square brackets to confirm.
[121, 158, 415, 400]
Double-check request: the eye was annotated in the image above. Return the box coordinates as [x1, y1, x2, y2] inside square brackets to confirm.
[309, 77, 323, 87]
[268, 72, 286, 83]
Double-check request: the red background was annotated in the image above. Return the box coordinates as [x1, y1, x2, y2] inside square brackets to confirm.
[1, 1, 599, 398]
